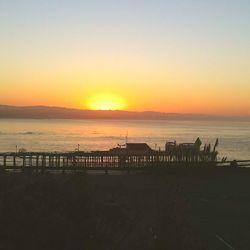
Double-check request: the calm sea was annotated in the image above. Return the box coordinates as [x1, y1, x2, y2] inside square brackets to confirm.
[0, 119, 249, 160]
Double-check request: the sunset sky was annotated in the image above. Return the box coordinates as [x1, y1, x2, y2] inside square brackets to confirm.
[1, 0, 250, 115]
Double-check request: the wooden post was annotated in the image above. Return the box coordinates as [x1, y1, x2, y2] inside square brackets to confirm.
[36, 155, 39, 167]
[23, 156, 26, 167]
[29, 155, 32, 167]
[13, 156, 16, 167]
[3, 156, 7, 167]
[35, 155, 39, 173]
[49, 156, 52, 167]
[42, 155, 46, 167]
[41, 155, 46, 173]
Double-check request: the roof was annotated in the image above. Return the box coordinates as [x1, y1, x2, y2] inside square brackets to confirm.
[126, 143, 152, 151]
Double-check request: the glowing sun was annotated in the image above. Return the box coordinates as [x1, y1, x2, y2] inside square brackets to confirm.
[87, 93, 126, 110]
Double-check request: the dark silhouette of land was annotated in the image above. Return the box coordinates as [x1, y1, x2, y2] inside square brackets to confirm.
[1, 105, 249, 120]
[0, 170, 250, 250]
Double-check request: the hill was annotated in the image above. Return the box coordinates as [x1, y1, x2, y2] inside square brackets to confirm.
[0, 105, 248, 120]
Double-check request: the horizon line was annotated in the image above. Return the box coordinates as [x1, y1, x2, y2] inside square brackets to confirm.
[1, 104, 250, 118]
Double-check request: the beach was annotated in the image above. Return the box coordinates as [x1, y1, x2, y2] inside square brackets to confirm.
[0, 169, 250, 250]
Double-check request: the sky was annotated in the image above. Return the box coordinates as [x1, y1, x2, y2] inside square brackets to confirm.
[0, 0, 250, 115]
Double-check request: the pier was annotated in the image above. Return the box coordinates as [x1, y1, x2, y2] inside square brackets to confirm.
[0, 151, 249, 173]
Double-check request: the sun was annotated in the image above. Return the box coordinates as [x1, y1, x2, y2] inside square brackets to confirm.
[87, 93, 126, 111]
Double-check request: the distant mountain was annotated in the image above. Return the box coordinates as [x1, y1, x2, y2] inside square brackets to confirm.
[0, 105, 249, 120]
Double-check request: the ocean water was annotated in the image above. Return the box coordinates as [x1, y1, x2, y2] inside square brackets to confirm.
[0, 119, 249, 160]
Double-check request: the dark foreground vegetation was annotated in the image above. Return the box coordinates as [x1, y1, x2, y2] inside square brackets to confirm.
[0, 169, 250, 250]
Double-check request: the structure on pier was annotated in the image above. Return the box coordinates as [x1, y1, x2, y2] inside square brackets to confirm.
[165, 137, 217, 162]
[0, 138, 232, 171]
[110, 143, 153, 154]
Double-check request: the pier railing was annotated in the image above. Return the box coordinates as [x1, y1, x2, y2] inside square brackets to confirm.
[0, 151, 249, 172]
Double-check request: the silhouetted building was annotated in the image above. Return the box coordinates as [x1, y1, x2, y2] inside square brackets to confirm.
[126, 143, 152, 153]
[165, 138, 202, 153]
[110, 143, 153, 154]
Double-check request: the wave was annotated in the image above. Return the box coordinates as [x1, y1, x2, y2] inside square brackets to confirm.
[0, 131, 43, 135]
[21, 131, 39, 135]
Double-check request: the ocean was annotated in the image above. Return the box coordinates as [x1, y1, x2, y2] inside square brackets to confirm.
[0, 119, 249, 160]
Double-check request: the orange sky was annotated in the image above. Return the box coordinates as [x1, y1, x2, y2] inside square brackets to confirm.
[1, 1, 250, 115]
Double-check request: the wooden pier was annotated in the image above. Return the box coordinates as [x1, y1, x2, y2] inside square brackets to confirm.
[0, 151, 249, 173]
